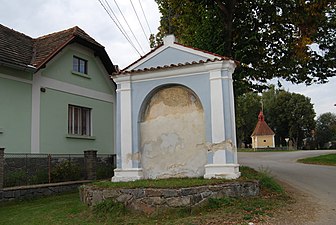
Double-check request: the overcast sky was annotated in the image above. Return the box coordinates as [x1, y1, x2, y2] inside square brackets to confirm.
[1, 0, 335, 116]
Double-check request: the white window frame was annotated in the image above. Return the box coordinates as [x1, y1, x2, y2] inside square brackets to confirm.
[73, 56, 88, 74]
[68, 105, 92, 136]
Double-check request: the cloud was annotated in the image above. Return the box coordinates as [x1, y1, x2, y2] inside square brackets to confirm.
[1, 0, 334, 115]
[0, 0, 160, 68]
[279, 77, 336, 116]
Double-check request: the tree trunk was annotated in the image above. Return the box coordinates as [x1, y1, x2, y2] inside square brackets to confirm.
[213, 0, 237, 56]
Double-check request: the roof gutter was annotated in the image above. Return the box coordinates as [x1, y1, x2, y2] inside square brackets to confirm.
[0, 60, 37, 73]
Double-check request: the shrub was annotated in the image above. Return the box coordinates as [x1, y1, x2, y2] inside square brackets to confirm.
[51, 160, 81, 183]
[29, 169, 49, 185]
[4, 169, 26, 187]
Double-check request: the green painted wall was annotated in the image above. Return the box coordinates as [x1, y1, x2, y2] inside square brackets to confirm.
[38, 44, 115, 154]
[0, 76, 32, 153]
[40, 88, 114, 154]
[0, 44, 115, 154]
[41, 44, 114, 95]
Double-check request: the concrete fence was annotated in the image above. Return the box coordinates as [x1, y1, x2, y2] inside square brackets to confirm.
[2, 150, 117, 188]
[0, 148, 4, 190]
[0, 149, 115, 201]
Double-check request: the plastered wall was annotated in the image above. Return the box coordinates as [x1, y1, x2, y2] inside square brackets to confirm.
[140, 86, 206, 179]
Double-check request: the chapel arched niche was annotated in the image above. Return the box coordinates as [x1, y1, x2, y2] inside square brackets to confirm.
[139, 84, 207, 179]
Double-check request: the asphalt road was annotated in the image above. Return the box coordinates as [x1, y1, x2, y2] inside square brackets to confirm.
[238, 150, 336, 225]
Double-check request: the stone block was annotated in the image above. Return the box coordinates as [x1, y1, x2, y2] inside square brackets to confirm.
[180, 187, 197, 196]
[161, 189, 178, 198]
[145, 188, 162, 197]
[130, 199, 156, 215]
[116, 194, 133, 204]
[91, 190, 104, 206]
[132, 189, 145, 198]
[208, 185, 224, 192]
[121, 188, 145, 198]
[194, 186, 210, 193]
[200, 191, 213, 199]
[166, 196, 190, 207]
[142, 196, 165, 206]
[190, 194, 202, 205]
[102, 189, 121, 199]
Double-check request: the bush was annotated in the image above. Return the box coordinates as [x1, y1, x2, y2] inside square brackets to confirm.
[51, 160, 81, 183]
[29, 169, 49, 185]
[4, 169, 26, 187]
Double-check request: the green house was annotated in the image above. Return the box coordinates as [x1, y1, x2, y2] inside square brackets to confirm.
[0, 24, 117, 154]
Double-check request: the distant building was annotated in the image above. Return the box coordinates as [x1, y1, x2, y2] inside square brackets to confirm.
[251, 111, 275, 149]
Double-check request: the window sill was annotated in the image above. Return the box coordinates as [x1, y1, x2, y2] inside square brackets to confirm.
[66, 134, 96, 140]
[71, 71, 91, 79]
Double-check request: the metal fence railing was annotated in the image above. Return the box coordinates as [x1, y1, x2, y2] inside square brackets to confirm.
[96, 154, 116, 180]
[3, 153, 116, 188]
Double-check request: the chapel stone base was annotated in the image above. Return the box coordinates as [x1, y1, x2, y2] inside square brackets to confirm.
[112, 168, 143, 182]
[204, 164, 241, 179]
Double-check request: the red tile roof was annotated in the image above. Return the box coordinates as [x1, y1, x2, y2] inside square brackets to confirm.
[114, 58, 232, 76]
[0, 24, 116, 74]
[0, 24, 34, 68]
[251, 111, 275, 136]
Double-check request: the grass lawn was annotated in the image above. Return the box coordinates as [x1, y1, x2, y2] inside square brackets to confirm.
[238, 148, 297, 152]
[297, 153, 336, 166]
[0, 167, 290, 225]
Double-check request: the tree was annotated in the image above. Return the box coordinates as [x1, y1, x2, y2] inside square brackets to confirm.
[262, 89, 315, 149]
[235, 87, 315, 149]
[154, 0, 336, 95]
[235, 92, 261, 147]
[316, 112, 336, 148]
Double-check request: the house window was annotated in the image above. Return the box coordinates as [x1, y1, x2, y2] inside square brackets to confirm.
[68, 105, 91, 136]
[73, 56, 88, 74]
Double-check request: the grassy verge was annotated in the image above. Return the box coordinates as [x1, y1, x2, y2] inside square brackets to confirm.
[238, 148, 297, 152]
[92, 177, 232, 189]
[92, 166, 284, 190]
[0, 167, 289, 225]
[297, 153, 336, 166]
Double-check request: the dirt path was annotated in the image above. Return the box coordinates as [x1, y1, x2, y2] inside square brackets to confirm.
[261, 180, 320, 225]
